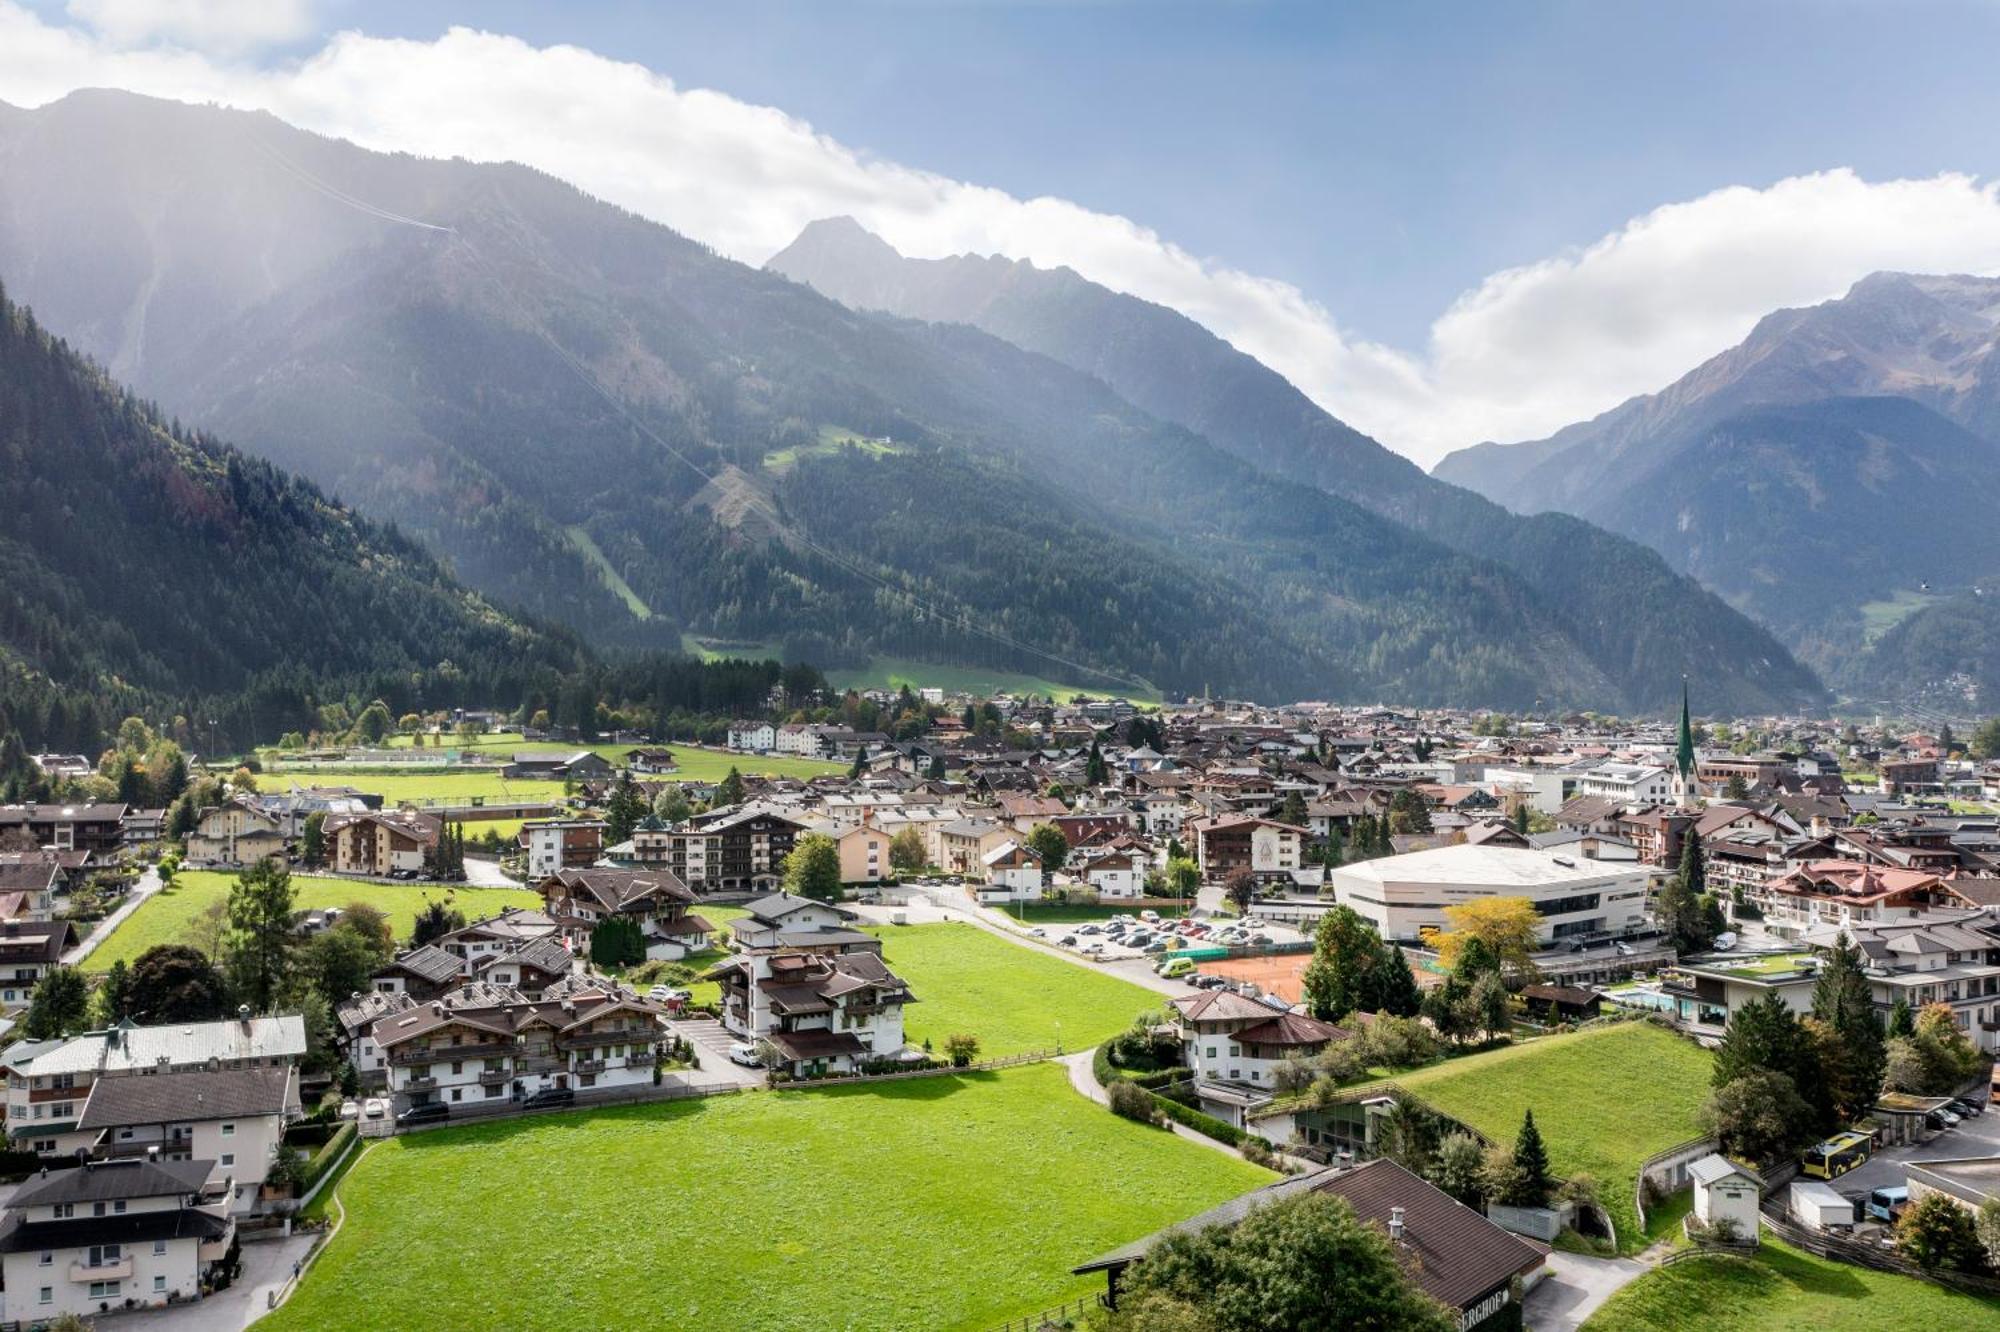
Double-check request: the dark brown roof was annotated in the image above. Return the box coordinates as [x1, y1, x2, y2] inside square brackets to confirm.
[12, 1156, 212, 1206]
[763, 1029, 870, 1061]
[1232, 1012, 1349, 1047]
[78, 1065, 297, 1129]
[1522, 983, 1602, 1007]
[1077, 1160, 1544, 1312]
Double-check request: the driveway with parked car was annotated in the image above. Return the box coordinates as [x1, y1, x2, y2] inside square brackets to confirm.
[1830, 1092, 2000, 1203]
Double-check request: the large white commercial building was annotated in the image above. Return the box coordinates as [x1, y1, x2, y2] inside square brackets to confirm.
[1329, 844, 1648, 945]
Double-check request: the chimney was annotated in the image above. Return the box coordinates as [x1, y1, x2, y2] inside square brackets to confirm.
[237, 1004, 251, 1029]
[1388, 1207, 1405, 1242]
[147, 1145, 159, 1161]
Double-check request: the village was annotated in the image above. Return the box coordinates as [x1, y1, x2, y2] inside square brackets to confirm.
[0, 686, 1996, 1330]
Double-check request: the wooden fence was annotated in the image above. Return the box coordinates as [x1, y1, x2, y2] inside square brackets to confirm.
[1760, 1202, 2000, 1297]
[983, 1294, 1097, 1331]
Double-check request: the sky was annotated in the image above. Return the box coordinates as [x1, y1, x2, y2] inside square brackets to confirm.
[8, 0, 2000, 465]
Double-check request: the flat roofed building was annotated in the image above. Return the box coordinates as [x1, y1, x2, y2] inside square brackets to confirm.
[1329, 844, 1647, 945]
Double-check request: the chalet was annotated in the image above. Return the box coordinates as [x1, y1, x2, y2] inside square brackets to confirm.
[184, 797, 287, 867]
[372, 978, 669, 1108]
[623, 747, 679, 774]
[537, 866, 714, 961]
[323, 809, 440, 877]
[1076, 1159, 1545, 1332]
[0, 921, 75, 1011]
[430, 909, 562, 974]
[366, 945, 464, 1002]
[651, 807, 804, 894]
[1184, 815, 1307, 884]
[0, 853, 66, 922]
[1518, 983, 1604, 1023]
[1080, 849, 1146, 900]
[1762, 860, 1950, 931]
[0, 1158, 235, 1323]
[705, 893, 914, 1078]
[0, 805, 127, 858]
[1173, 990, 1345, 1091]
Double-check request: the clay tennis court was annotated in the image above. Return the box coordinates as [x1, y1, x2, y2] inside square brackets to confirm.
[1197, 951, 1445, 1006]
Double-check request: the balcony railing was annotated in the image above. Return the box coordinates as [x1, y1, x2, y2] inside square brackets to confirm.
[70, 1256, 134, 1282]
[390, 1041, 514, 1065]
[478, 1069, 512, 1087]
[573, 1059, 606, 1076]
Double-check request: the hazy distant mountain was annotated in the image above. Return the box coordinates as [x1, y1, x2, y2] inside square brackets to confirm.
[0, 281, 586, 748]
[770, 217, 1825, 715]
[1430, 273, 2000, 695]
[0, 90, 1687, 709]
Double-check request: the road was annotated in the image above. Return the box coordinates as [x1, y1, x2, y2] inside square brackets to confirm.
[1522, 1250, 1650, 1332]
[462, 855, 516, 888]
[1828, 1100, 2000, 1203]
[63, 864, 162, 965]
[159, 1232, 318, 1331]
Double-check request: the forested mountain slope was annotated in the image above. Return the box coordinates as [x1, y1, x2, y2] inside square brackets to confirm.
[769, 218, 1824, 715]
[0, 284, 590, 750]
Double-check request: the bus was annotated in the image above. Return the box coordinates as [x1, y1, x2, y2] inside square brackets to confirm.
[1801, 1131, 1873, 1180]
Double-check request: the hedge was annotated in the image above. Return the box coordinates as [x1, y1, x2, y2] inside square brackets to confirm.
[299, 1122, 356, 1195]
[1149, 1091, 1267, 1151]
[285, 1122, 337, 1149]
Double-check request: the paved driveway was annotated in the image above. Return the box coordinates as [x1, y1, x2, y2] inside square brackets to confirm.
[64, 866, 161, 965]
[1832, 1100, 2000, 1201]
[668, 1016, 764, 1087]
[155, 1232, 317, 1331]
[1522, 1251, 1649, 1332]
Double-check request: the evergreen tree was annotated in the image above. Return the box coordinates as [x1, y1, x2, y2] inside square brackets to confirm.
[97, 958, 133, 1025]
[410, 899, 467, 948]
[1370, 943, 1425, 1018]
[23, 966, 91, 1039]
[1085, 738, 1109, 786]
[1301, 905, 1389, 1021]
[1659, 830, 1716, 953]
[604, 773, 648, 845]
[1324, 824, 1346, 868]
[1888, 994, 1916, 1038]
[716, 766, 746, 807]
[225, 858, 296, 1011]
[1277, 790, 1309, 827]
[300, 811, 326, 868]
[1812, 935, 1888, 1120]
[1507, 1109, 1554, 1208]
[927, 754, 946, 781]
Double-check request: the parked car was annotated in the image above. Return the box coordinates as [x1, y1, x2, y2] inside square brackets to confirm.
[1159, 957, 1196, 978]
[1027, 927, 1046, 938]
[1927, 1109, 1962, 1130]
[1948, 1098, 1984, 1118]
[1081, 941, 1106, 955]
[648, 985, 691, 1003]
[1140, 910, 1161, 923]
[728, 1043, 764, 1068]
[362, 1097, 390, 1120]
[1143, 940, 1169, 954]
[1057, 934, 1078, 948]
[1078, 924, 1103, 936]
[522, 1087, 576, 1109]
[397, 1102, 450, 1127]
[338, 1100, 361, 1122]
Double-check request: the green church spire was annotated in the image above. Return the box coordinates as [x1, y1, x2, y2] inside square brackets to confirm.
[1675, 677, 1696, 780]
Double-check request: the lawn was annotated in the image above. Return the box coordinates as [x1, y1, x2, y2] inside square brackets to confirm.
[824, 655, 1159, 704]
[352, 735, 843, 782]
[261, 1063, 1273, 1332]
[869, 923, 1165, 1058]
[1349, 1022, 1711, 1251]
[1581, 1237, 2000, 1330]
[80, 872, 541, 972]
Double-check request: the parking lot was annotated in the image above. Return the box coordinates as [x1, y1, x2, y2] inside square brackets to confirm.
[1815, 1094, 2000, 1209]
[670, 1015, 768, 1087]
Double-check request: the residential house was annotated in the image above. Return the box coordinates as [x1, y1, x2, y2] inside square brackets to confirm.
[1760, 861, 1950, 932]
[705, 894, 914, 1078]
[1080, 849, 1146, 900]
[0, 921, 75, 1011]
[184, 797, 288, 867]
[365, 945, 464, 1001]
[2, 1014, 306, 1157]
[1075, 1159, 1546, 1332]
[0, 853, 67, 922]
[659, 807, 806, 894]
[1173, 990, 1346, 1097]
[831, 822, 893, 886]
[623, 747, 679, 774]
[0, 1157, 234, 1323]
[538, 866, 714, 961]
[0, 804, 128, 858]
[1575, 763, 1673, 805]
[75, 1066, 301, 1215]
[937, 818, 1013, 878]
[975, 841, 1043, 903]
[373, 978, 670, 1108]
[323, 810, 440, 877]
[728, 723, 778, 754]
[522, 819, 607, 880]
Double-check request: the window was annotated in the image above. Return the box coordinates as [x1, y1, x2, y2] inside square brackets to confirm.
[450, 1089, 463, 1102]
[153, 1240, 167, 1256]
[89, 1280, 121, 1300]
[220, 1153, 234, 1168]
[113, 1200, 125, 1214]
[154, 1274, 167, 1293]
[52, 1203, 73, 1219]
[37, 1251, 51, 1267]
[37, 1287, 50, 1306]
[92, 1202, 106, 1216]
[86, 1244, 120, 1267]
[221, 1123, 235, 1137]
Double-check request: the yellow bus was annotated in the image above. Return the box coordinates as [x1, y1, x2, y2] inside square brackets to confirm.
[1801, 1131, 1873, 1179]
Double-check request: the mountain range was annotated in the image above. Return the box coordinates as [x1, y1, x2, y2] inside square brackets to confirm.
[0, 91, 1828, 714]
[768, 216, 1822, 715]
[0, 280, 589, 752]
[1433, 273, 2000, 707]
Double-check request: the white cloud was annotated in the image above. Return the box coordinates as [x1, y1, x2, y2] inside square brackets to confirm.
[3, 6, 2000, 466]
[66, 0, 317, 54]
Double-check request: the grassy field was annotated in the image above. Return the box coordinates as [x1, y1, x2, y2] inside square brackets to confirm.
[269, 742, 842, 791]
[1859, 588, 1942, 645]
[262, 1063, 1272, 1332]
[80, 872, 540, 972]
[1348, 1023, 1711, 1251]
[761, 424, 907, 474]
[563, 524, 654, 620]
[824, 655, 1159, 704]
[870, 923, 1165, 1057]
[1581, 1238, 2000, 1330]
